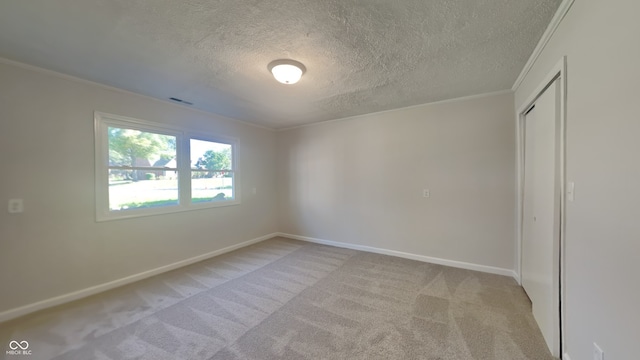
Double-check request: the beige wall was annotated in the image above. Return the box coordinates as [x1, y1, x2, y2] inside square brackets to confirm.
[515, 1, 640, 358]
[277, 92, 516, 271]
[6, 3, 639, 356]
[0, 61, 278, 314]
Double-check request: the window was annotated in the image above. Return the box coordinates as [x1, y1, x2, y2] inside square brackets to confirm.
[95, 112, 239, 221]
[190, 139, 235, 203]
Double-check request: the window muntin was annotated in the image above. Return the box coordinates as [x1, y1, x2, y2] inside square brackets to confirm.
[95, 112, 239, 221]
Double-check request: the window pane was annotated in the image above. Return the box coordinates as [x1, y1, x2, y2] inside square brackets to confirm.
[191, 171, 234, 203]
[108, 126, 177, 168]
[109, 169, 178, 210]
[106, 126, 178, 211]
[191, 139, 232, 170]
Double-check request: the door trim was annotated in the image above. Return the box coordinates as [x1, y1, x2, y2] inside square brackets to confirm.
[515, 56, 567, 357]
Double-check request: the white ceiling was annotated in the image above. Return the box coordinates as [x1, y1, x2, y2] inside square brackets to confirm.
[0, 0, 561, 129]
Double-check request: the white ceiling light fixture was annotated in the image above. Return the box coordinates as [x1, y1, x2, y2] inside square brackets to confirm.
[268, 59, 306, 85]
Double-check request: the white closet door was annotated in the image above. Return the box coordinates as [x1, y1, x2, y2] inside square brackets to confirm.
[522, 78, 560, 356]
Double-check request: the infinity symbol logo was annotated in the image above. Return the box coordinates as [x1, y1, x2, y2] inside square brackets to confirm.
[9, 340, 29, 350]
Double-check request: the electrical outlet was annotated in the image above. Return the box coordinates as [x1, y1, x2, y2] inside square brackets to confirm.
[423, 189, 430, 198]
[8, 199, 24, 214]
[593, 343, 604, 360]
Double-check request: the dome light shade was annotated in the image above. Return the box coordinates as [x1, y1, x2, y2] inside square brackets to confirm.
[268, 59, 306, 84]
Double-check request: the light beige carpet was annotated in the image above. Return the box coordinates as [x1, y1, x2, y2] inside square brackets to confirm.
[0, 237, 554, 360]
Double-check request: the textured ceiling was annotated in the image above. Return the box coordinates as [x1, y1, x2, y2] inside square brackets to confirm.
[0, 0, 561, 128]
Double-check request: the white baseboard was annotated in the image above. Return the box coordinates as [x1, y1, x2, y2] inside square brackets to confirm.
[1, 232, 518, 323]
[562, 353, 571, 360]
[513, 272, 522, 285]
[277, 232, 518, 280]
[0, 233, 278, 323]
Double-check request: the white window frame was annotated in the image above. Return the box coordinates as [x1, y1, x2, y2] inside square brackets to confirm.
[94, 112, 240, 221]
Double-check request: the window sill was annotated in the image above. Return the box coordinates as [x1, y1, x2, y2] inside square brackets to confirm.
[96, 199, 241, 222]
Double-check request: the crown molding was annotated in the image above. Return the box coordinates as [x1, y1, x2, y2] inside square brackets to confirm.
[512, 0, 575, 91]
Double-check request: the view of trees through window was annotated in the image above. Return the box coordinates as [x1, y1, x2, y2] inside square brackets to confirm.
[190, 139, 234, 204]
[107, 127, 234, 211]
[108, 127, 179, 210]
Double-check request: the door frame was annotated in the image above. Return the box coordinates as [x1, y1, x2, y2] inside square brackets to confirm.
[515, 56, 567, 357]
